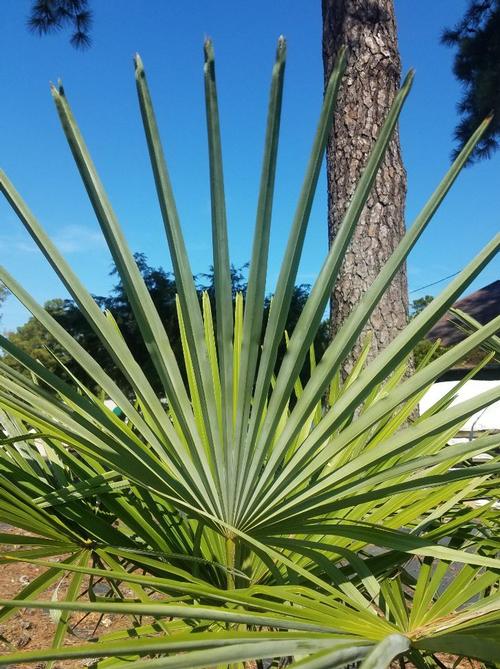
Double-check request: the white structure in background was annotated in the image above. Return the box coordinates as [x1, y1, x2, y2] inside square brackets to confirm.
[419, 379, 500, 510]
[419, 380, 500, 434]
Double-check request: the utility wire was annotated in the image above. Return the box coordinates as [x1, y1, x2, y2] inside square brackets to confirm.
[410, 270, 462, 294]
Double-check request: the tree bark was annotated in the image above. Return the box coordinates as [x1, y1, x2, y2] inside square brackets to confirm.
[322, 0, 409, 375]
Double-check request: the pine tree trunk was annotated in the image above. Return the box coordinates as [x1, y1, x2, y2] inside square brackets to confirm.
[322, 0, 409, 374]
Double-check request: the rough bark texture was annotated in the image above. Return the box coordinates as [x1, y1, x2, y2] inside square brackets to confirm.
[322, 0, 409, 374]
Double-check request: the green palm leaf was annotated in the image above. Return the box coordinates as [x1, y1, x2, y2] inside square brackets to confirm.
[1, 37, 499, 669]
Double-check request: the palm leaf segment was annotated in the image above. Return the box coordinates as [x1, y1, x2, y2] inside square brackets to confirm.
[0, 38, 499, 668]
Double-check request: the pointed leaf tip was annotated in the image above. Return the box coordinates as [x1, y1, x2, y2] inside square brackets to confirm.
[49, 81, 64, 98]
[134, 53, 144, 71]
[276, 35, 287, 60]
[134, 53, 145, 80]
[335, 45, 348, 72]
[204, 38, 214, 63]
[404, 68, 416, 87]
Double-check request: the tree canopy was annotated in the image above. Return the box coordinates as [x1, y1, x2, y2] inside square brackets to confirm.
[442, 0, 500, 162]
[2, 254, 328, 395]
[28, 0, 92, 49]
[0, 284, 8, 323]
[409, 294, 434, 318]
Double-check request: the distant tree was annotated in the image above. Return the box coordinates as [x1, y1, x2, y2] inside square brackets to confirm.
[410, 294, 434, 318]
[101, 252, 181, 393]
[0, 284, 8, 323]
[3, 255, 328, 394]
[442, 0, 500, 162]
[3, 298, 72, 377]
[264, 283, 330, 386]
[197, 263, 249, 301]
[2, 255, 178, 393]
[28, 0, 93, 49]
[407, 294, 446, 366]
[409, 293, 496, 370]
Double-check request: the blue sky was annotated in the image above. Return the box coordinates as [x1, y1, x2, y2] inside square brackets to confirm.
[1, 0, 499, 332]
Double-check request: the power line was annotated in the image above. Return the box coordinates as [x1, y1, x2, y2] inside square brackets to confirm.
[409, 270, 462, 294]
